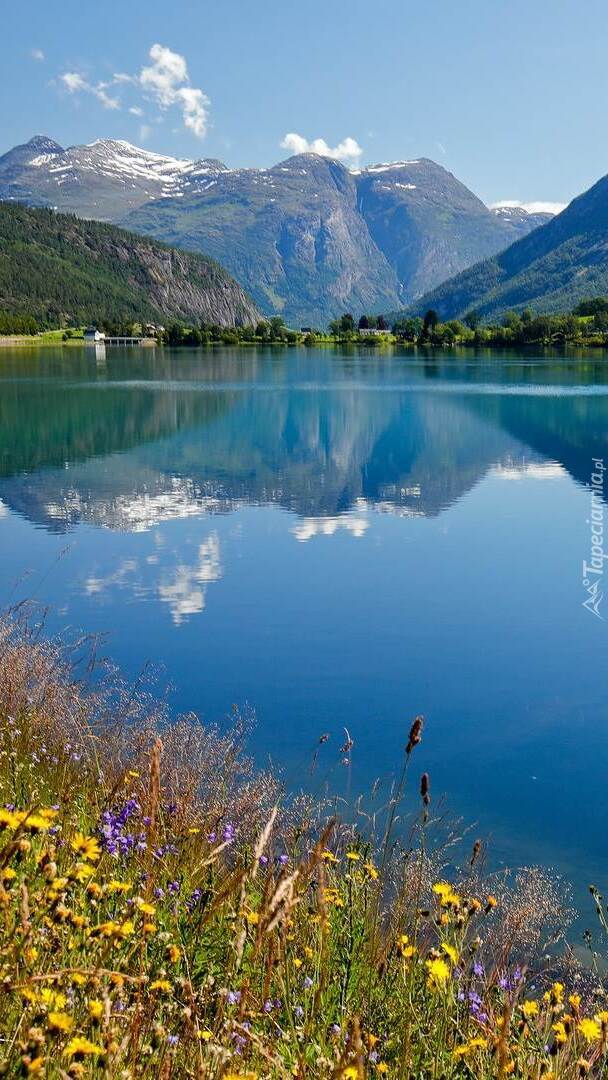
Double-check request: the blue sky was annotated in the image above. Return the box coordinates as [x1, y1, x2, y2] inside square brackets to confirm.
[3, 0, 608, 208]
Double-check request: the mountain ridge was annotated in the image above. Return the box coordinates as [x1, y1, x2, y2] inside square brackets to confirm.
[0, 135, 554, 324]
[406, 170, 608, 321]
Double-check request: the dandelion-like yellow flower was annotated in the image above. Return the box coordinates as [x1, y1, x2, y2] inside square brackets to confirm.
[346, 852, 361, 861]
[25, 1057, 45, 1074]
[364, 861, 379, 880]
[64, 1037, 103, 1057]
[150, 979, 172, 992]
[48, 1011, 73, 1032]
[167, 943, 181, 962]
[198, 1030, 213, 1041]
[321, 851, 339, 863]
[522, 1000, 539, 1018]
[88, 1000, 104, 1019]
[453, 1037, 487, 1057]
[107, 880, 131, 894]
[569, 993, 581, 1010]
[426, 957, 450, 989]
[552, 1021, 567, 1045]
[578, 1018, 601, 1042]
[441, 943, 458, 965]
[341, 1069, 358, 1080]
[376, 1065, 389, 1075]
[70, 833, 101, 863]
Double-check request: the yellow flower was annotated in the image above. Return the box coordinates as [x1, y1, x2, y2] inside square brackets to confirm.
[48, 1011, 74, 1032]
[70, 834, 101, 863]
[341, 1069, 358, 1080]
[88, 1000, 104, 1019]
[224, 1074, 258, 1080]
[64, 1037, 103, 1057]
[245, 911, 259, 925]
[167, 944, 181, 962]
[569, 994, 581, 1010]
[522, 1000, 539, 1018]
[321, 851, 339, 862]
[107, 880, 131, 894]
[40, 989, 66, 1009]
[595, 1010, 608, 1025]
[143, 921, 157, 934]
[578, 1018, 601, 1042]
[2, 867, 17, 881]
[150, 979, 172, 992]
[198, 1030, 213, 1041]
[376, 1066, 389, 1075]
[364, 861, 379, 880]
[26, 1057, 45, 1074]
[552, 1022, 567, 1045]
[136, 900, 156, 916]
[293, 958, 303, 968]
[453, 1037, 488, 1057]
[127, 770, 140, 778]
[426, 957, 450, 988]
[441, 943, 458, 965]
[0, 808, 19, 829]
[71, 973, 87, 986]
[551, 982, 564, 1003]
[486, 894, 498, 908]
[432, 882, 461, 907]
[73, 862, 96, 882]
[346, 852, 361, 861]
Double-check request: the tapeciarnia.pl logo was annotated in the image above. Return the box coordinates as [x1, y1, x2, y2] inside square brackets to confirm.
[582, 458, 606, 619]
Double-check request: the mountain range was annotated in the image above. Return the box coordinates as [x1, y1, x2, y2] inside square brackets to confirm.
[0, 201, 259, 328]
[0, 136, 553, 325]
[410, 172, 608, 322]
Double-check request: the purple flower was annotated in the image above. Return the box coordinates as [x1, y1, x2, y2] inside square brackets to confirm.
[227, 990, 241, 1005]
[167, 1035, 179, 1047]
[473, 962, 484, 977]
[303, 976, 313, 990]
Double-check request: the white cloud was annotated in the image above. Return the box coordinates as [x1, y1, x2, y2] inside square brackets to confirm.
[139, 44, 209, 138]
[57, 43, 210, 138]
[491, 199, 567, 216]
[280, 132, 363, 165]
[30, 47, 45, 62]
[60, 71, 120, 110]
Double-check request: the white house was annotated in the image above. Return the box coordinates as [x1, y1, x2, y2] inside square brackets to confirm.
[84, 327, 106, 343]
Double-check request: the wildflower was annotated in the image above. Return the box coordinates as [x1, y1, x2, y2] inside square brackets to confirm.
[48, 1012, 74, 1032]
[453, 1037, 487, 1057]
[136, 900, 156, 916]
[552, 1021, 567, 1045]
[143, 921, 157, 934]
[522, 1000, 539, 1018]
[341, 1069, 358, 1080]
[73, 862, 95, 882]
[397, 934, 415, 958]
[486, 894, 498, 909]
[71, 834, 101, 863]
[64, 1037, 103, 1058]
[107, 880, 131, 894]
[578, 1018, 601, 1042]
[321, 851, 339, 863]
[167, 944, 181, 962]
[346, 851, 361, 861]
[25, 1057, 45, 1074]
[150, 980, 172, 992]
[364, 861, 379, 880]
[0, 808, 19, 829]
[441, 943, 458, 965]
[376, 1066, 389, 1075]
[88, 1000, 104, 1019]
[198, 1030, 213, 1041]
[569, 994, 581, 1010]
[426, 957, 450, 989]
[245, 911, 259, 925]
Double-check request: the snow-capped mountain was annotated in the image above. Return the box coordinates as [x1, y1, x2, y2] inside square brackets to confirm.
[0, 136, 229, 219]
[0, 136, 557, 323]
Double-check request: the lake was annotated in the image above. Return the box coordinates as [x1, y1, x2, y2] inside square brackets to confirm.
[1, 345, 607, 901]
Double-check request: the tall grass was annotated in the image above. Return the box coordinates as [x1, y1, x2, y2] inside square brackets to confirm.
[0, 616, 605, 1078]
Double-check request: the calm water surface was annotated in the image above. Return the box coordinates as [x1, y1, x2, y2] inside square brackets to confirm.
[1, 346, 607, 900]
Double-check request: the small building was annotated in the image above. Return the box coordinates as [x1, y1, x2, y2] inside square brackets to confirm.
[359, 327, 389, 336]
[84, 327, 106, 343]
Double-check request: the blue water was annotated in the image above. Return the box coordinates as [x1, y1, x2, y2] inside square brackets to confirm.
[1, 345, 607, 900]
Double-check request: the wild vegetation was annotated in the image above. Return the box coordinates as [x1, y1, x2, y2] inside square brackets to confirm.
[0, 615, 607, 1078]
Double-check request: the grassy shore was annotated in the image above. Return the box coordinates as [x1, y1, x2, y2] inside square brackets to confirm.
[0, 618, 606, 1078]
